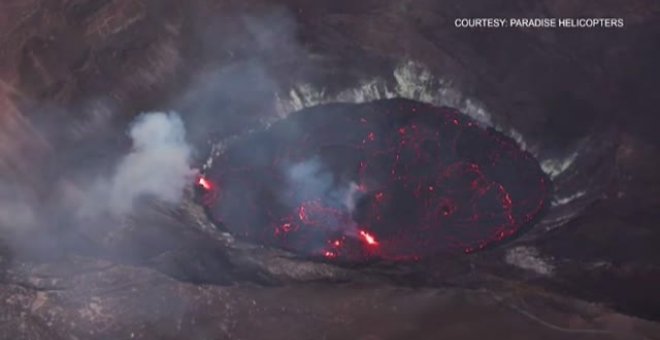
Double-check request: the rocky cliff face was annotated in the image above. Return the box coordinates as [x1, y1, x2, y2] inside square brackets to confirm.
[1, 1, 660, 338]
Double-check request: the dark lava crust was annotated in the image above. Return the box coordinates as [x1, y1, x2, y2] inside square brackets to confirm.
[207, 99, 548, 262]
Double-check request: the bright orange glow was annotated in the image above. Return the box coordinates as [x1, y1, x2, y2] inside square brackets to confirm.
[359, 230, 379, 246]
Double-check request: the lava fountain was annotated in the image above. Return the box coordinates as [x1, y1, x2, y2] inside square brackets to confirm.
[203, 98, 549, 262]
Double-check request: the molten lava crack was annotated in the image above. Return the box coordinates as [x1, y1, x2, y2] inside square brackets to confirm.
[202, 99, 548, 262]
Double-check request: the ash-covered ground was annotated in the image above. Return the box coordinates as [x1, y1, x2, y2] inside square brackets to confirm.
[1, 1, 660, 339]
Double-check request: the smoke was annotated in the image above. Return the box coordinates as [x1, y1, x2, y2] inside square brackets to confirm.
[107, 112, 194, 216]
[286, 157, 362, 213]
[0, 111, 196, 261]
[286, 157, 335, 204]
[71, 111, 194, 218]
[0, 186, 38, 231]
[178, 7, 308, 150]
[0, 5, 312, 264]
[342, 182, 362, 213]
[0, 5, 310, 264]
[284, 157, 364, 236]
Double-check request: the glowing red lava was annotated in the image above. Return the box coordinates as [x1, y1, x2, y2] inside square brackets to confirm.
[359, 230, 379, 246]
[195, 174, 218, 206]
[198, 176, 213, 190]
[204, 99, 548, 262]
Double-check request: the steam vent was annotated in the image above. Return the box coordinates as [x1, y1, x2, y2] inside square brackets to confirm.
[206, 99, 548, 262]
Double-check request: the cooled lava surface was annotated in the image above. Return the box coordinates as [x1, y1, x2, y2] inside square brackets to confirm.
[204, 99, 548, 262]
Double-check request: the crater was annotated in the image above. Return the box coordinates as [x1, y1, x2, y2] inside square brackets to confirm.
[203, 98, 549, 262]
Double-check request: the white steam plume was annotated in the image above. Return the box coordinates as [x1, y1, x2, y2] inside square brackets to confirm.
[81, 112, 195, 217]
[0, 111, 196, 259]
[284, 157, 363, 238]
[109, 112, 194, 215]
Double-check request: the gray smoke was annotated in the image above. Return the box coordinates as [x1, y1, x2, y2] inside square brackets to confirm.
[108, 112, 194, 215]
[286, 157, 335, 203]
[177, 8, 307, 145]
[0, 186, 38, 231]
[80, 112, 195, 217]
[0, 5, 311, 270]
[284, 157, 363, 237]
[0, 6, 306, 252]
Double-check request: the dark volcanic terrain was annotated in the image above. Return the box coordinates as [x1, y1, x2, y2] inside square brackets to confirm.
[1, 1, 660, 339]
